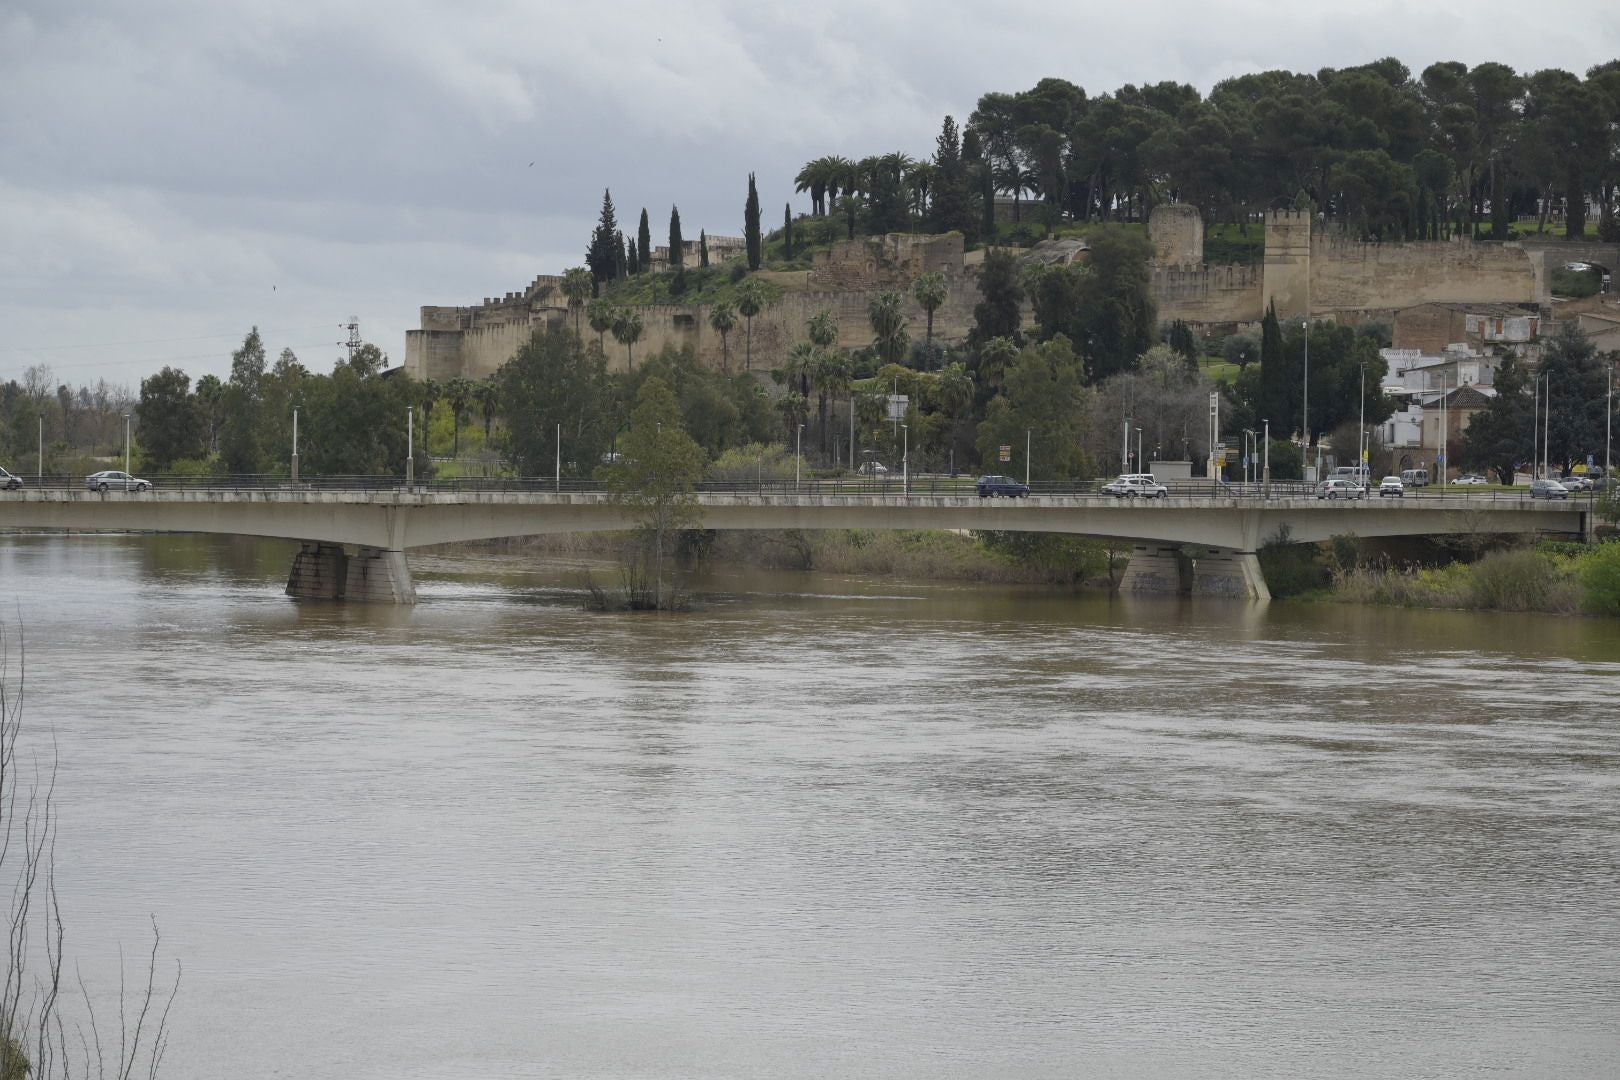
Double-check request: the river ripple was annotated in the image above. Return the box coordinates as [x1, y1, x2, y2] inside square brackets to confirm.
[1, 534, 1617, 1079]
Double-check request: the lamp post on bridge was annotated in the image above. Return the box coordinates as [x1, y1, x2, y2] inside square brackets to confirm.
[1135, 426, 1143, 477]
[406, 406, 414, 488]
[1262, 418, 1271, 497]
[123, 413, 130, 477]
[1243, 429, 1257, 486]
[1025, 428, 1031, 487]
[291, 406, 300, 483]
[902, 423, 909, 496]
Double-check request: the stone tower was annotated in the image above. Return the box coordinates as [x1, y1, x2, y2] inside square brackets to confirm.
[1263, 209, 1311, 318]
[1149, 204, 1204, 266]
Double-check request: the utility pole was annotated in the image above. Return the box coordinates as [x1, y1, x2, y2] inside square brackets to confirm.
[341, 317, 361, 363]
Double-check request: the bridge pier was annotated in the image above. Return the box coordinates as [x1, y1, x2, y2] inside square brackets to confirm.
[1120, 544, 1269, 600]
[285, 542, 416, 604]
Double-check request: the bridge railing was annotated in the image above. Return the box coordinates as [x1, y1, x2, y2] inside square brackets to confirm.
[5, 472, 1603, 506]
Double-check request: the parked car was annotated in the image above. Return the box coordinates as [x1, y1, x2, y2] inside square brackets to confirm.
[1455, 473, 1488, 485]
[1102, 475, 1168, 499]
[0, 466, 21, 491]
[976, 474, 1030, 498]
[858, 461, 888, 475]
[1560, 474, 1592, 492]
[1528, 479, 1569, 500]
[1378, 476, 1404, 497]
[1314, 478, 1366, 500]
[85, 470, 152, 493]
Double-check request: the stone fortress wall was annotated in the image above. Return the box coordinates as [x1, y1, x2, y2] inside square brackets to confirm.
[405, 209, 1592, 381]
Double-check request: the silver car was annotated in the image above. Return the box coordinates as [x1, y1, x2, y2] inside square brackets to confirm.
[85, 470, 152, 493]
[0, 466, 21, 491]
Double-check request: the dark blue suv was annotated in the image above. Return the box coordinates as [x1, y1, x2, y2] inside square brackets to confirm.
[976, 474, 1030, 498]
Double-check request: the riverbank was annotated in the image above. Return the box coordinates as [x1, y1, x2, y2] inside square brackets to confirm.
[1323, 541, 1620, 616]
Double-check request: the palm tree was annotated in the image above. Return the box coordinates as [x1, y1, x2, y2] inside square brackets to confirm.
[978, 336, 1018, 394]
[735, 281, 765, 370]
[868, 291, 909, 366]
[475, 378, 499, 443]
[446, 376, 473, 457]
[560, 267, 594, 337]
[906, 161, 938, 222]
[824, 155, 854, 211]
[936, 361, 974, 419]
[587, 300, 614, 352]
[813, 346, 853, 455]
[795, 157, 834, 217]
[776, 391, 808, 439]
[911, 272, 947, 347]
[611, 310, 645, 370]
[783, 341, 818, 405]
[708, 302, 737, 373]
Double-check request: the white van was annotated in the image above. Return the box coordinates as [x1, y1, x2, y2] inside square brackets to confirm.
[1401, 468, 1430, 488]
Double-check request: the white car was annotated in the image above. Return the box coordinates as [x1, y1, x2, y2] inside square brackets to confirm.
[1455, 474, 1488, 485]
[1378, 476, 1404, 497]
[1314, 478, 1365, 500]
[1102, 475, 1168, 499]
[85, 470, 152, 493]
[1561, 475, 1592, 492]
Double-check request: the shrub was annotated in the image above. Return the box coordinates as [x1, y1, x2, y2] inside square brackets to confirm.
[1578, 541, 1620, 616]
[1467, 548, 1580, 612]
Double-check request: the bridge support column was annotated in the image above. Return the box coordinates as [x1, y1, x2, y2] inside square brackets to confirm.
[1119, 545, 1269, 600]
[285, 542, 347, 600]
[285, 543, 416, 603]
[1188, 548, 1270, 600]
[1119, 545, 1186, 595]
[345, 546, 417, 604]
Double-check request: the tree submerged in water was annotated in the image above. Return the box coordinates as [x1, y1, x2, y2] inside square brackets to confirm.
[0, 626, 180, 1079]
[594, 377, 706, 611]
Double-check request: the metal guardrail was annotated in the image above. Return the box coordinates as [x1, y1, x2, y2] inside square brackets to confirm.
[2, 472, 1605, 506]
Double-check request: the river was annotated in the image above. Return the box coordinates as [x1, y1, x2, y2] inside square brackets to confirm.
[1, 533, 1617, 1079]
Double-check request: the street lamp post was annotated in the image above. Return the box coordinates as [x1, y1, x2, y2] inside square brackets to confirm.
[406, 406, 414, 487]
[37, 416, 43, 483]
[291, 406, 300, 482]
[1357, 363, 1366, 487]
[555, 422, 562, 492]
[123, 413, 130, 477]
[1262, 418, 1271, 497]
[1606, 361, 1613, 486]
[1135, 426, 1143, 477]
[1025, 428, 1031, 487]
[902, 423, 909, 495]
[1243, 429, 1257, 485]
[1121, 417, 1131, 474]
[1302, 318, 1309, 476]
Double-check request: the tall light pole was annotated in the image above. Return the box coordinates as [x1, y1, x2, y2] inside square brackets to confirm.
[406, 406, 414, 487]
[123, 413, 130, 477]
[555, 422, 562, 492]
[1121, 417, 1132, 474]
[1357, 362, 1366, 485]
[1243, 428, 1256, 485]
[902, 423, 909, 495]
[1262, 418, 1271, 497]
[37, 416, 43, 483]
[1301, 318, 1309, 475]
[1606, 361, 1613, 485]
[1135, 426, 1143, 477]
[1024, 428, 1031, 486]
[1532, 372, 1540, 483]
[795, 422, 804, 490]
[291, 406, 300, 482]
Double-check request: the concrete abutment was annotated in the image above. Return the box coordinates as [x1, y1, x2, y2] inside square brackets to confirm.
[286, 542, 416, 604]
[1120, 544, 1269, 601]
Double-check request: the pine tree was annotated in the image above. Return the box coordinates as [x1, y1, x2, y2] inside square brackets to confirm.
[637, 208, 651, 276]
[700, 230, 709, 268]
[586, 189, 619, 287]
[783, 203, 793, 259]
[669, 205, 684, 269]
[745, 173, 762, 270]
[929, 115, 972, 238]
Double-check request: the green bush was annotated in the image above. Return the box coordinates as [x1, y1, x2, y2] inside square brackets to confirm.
[1577, 542, 1620, 616]
[1467, 548, 1581, 612]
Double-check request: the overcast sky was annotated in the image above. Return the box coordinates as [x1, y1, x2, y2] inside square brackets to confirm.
[3, 0, 1617, 389]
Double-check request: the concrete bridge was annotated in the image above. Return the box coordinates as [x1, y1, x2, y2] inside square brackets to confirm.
[0, 486, 1593, 602]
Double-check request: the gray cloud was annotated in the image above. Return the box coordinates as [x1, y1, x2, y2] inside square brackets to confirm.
[2, 0, 1616, 385]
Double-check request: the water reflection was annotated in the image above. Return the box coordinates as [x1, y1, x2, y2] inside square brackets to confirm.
[0, 533, 1616, 1080]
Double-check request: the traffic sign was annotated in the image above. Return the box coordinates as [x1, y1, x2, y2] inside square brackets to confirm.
[998, 445, 1011, 463]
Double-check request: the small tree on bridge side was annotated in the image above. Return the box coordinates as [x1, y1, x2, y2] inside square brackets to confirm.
[601, 376, 706, 610]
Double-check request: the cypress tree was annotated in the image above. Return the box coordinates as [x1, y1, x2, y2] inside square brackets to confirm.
[745, 173, 762, 270]
[627, 237, 640, 276]
[700, 230, 709, 267]
[637, 209, 652, 276]
[669, 205, 684, 269]
[783, 203, 793, 259]
[586, 189, 619, 287]
[614, 230, 627, 280]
